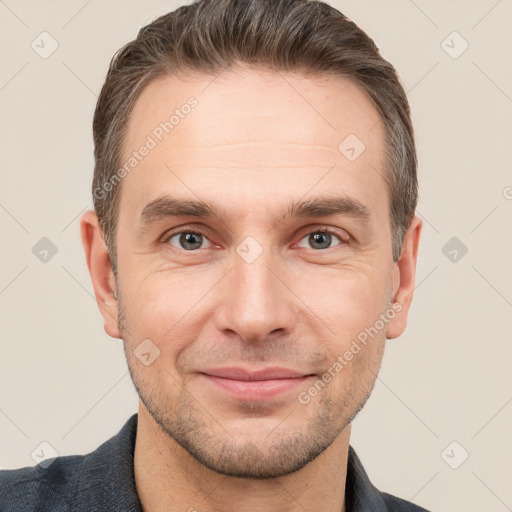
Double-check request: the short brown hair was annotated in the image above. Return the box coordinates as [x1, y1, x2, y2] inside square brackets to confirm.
[92, 0, 417, 276]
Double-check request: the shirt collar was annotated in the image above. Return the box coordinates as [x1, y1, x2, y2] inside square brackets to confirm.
[345, 445, 388, 511]
[72, 413, 143, 512]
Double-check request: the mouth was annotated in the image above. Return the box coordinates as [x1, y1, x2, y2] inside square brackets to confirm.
[198, 367, 315, 400]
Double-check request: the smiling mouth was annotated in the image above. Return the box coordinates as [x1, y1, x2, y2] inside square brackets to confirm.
[198, 367, 315, 400]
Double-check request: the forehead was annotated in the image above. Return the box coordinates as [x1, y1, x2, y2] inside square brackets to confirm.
[118, 67, 387, 217]
[123, 67, 384, 154]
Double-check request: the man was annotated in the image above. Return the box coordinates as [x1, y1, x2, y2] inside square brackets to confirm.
[0, 0, 429, 510]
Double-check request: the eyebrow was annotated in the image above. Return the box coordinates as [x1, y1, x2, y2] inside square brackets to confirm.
[138, 194, 371, 229]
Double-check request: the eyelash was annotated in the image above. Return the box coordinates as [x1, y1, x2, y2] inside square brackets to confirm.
[161, 227, 351, 252]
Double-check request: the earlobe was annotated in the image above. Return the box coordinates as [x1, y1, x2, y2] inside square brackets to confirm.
[80, 210, 121, 339]
[386, 215, 422, 340]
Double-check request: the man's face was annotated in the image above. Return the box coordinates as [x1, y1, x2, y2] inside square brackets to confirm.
[112, 67, 402, 478]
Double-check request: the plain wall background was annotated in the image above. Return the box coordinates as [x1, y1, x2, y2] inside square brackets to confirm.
[1, 1, 511, 510]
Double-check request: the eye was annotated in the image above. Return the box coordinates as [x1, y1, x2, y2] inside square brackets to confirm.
[296, 229, 348, 250]
[165, 230, 213, 251]
[161, 227, 349, 253]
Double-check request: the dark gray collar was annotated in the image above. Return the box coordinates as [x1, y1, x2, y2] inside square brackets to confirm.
[71, 414, 143, 511]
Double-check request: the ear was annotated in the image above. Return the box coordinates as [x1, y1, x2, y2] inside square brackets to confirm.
[80, 210, 121, 339]
[386, 215, 422, 340]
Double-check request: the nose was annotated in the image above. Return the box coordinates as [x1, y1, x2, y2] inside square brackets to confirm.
[213, 245, 298, 344]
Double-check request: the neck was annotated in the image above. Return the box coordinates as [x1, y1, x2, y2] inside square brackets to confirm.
[134, 405, 350, 512]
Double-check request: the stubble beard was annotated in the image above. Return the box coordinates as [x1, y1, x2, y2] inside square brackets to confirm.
[118, 300, 378, 479]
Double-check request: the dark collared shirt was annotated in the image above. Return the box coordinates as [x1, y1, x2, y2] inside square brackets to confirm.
[0, 414, 430, 511]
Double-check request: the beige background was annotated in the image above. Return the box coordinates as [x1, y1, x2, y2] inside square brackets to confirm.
[1, 1, 511, 510]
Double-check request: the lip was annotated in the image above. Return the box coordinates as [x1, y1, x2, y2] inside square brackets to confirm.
[199, 367, 315, 400]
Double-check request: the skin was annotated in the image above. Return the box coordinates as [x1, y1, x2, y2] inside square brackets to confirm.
[81, 65, 421, 512]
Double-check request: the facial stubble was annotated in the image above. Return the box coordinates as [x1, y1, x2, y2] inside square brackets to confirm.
[117, 297, 381, 479]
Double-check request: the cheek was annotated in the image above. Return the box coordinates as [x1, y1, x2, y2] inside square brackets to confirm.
[302, 269, 390, 382]
[120, 270, 214, 355]
[299, 265, 389, 331]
